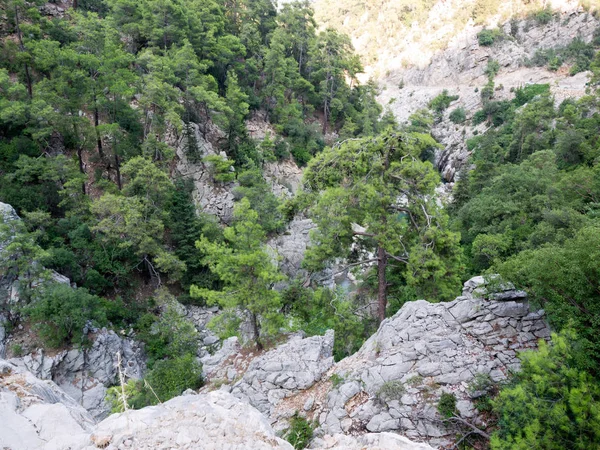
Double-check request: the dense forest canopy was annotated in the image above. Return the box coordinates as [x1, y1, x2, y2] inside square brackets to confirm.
[1, 0, 600, 448]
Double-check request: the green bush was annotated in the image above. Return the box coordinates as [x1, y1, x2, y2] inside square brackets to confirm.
[478, 28, 503, 46]
[146, 354, 203, 401]
[513, 84, 550, 107]
[25, 283, 109, 348]
[203, 155, 235, 183]
[449, 107, 467, 124]
[437, 392, 457, 419]
[284, 413, 314, 449]
[428, 90, 459, 114]
[491, 331, 600, 449]
[376, 380, 406, 402]
[533, 8, 553, 25]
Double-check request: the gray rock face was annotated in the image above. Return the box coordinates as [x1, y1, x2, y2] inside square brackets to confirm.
[10, 328, 145, 420]
[302, 276, 550, 448]
[0, 358, 95, 450]
[267, 217, 315, 278]
[378, 9, 599, 182]
[83, 390, 294, 450]
[231, 330, 335, 418]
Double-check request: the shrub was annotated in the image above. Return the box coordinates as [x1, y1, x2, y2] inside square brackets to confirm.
[491, 330, 600, 449]
[376, 380, 406, 402]
[449, 107, 467, 124]
[437, 392, 457, 419]
[330, 373, 344, 388]
[428, 90, 459, 114]
[203, 155, 235, 183]
[25, 283, 108, 348]
[478, 28, 503, 46]
[145, 354, 203, 401]
[513, 84, 550, 107]
[533, 8, 553, 25]
[284, 413, 314, 449]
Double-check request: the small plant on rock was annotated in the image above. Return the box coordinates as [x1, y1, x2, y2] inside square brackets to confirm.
[284, 413, 314, 449]
[437, 392, 457, 419]
[376, 380, 406, 402]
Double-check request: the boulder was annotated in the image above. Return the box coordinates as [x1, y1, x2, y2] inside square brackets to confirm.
[0, 358, 94, 450]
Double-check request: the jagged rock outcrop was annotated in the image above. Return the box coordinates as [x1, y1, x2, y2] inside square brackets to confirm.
[267, 217, 315, 278]
[230, 331, 335, 421]
[3, 360, 433, 450]
[9, 328, 145, 420]
[378, 9, 599, 182]
[84, 391, 294, 450]
[286, 276, 548, 448]
[0, 358, 95, 450]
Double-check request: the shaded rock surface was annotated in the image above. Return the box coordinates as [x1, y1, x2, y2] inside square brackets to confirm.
[9, 328, 145, 420]
[310, 432, 434, 450]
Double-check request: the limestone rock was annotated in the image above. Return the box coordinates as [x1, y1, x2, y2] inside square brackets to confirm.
[231, 330, 335, 418]
[0, 359, 95, 450]
[310, 433, 435, 450]
[308, 276, 549, 448]
[81, 390, 294, 450]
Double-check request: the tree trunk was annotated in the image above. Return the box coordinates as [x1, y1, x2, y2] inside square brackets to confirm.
[249, 311, 263, 351]
[114, 153, 122, 190]
[93, 92, 104, 158]
[77, 147, 86, 194]
[14, 4, 32, 99]
[377, 245, 388, 324]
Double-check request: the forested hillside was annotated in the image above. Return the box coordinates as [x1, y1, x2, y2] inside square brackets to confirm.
[1, 0, 600, 448]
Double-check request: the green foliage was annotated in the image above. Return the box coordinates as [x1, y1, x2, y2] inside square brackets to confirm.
[286, 284, 374, 361]
[135, 292, 199, 366]
[284, 413, 314, 449]
[303, 130, 463, 321]
[498, 226, 600, 371]
[428, 90, 459, 115]
[491, 330, 600, 449]
[532, 7, 553, 25]
[233, 168, 283, 234]
[449, 107, 466, 124]
[191, 198, 285, 348]
[478, 28, 503, 46]
[145, 354, 203, 401]
[376, 380, 406, 402]
[24, 283, 109, 348]
[107, 354, 203, 411]
[329, 373, 344, 388]
[513, 84, 550, 107]
[203, 155, 236, 183]
[437, 392, 457, 419]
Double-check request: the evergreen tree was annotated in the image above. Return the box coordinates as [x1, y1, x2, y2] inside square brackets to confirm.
[191, 198, 284, 349]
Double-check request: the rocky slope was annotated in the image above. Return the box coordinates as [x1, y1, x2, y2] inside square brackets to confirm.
[378, 8, 599, 182]
[0, 358, 431, 450]
[197, 275, 549, 448]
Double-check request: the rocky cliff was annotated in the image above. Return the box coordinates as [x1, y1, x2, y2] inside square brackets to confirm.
[378, 8, 599, 182]
[195, 275, 549, 448]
